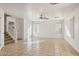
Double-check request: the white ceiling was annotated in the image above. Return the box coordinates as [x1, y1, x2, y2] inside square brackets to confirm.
[0, 3, 78, 19]
[0, 3, 26, 18]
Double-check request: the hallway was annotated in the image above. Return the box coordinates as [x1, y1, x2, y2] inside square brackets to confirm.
[0, 38, 79, 56]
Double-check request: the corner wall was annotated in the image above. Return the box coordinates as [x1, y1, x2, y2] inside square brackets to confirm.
[64, 6, 79, 52]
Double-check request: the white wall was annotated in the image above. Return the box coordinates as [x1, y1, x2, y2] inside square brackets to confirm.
[24, 4, 64, 40]
[24, 5, 32, 40]
[0, 4, 25, 40]
[64, 5, 79, 52]
[16, 18, 24, 40]
[0, 8, 4, 49]
[33, 20, 64, 38]
[24, 4, 79, 51]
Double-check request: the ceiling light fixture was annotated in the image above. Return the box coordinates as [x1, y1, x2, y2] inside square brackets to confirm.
[50, 3, 58, 5]
[39, 14, 48, 20]
[39, 7, 49, 21]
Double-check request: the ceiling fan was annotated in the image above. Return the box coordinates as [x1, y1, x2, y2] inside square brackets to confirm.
[39, 3, 58, 21]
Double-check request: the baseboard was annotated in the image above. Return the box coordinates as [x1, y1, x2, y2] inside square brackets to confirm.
[64, 36, 79, 53]
[33, 36, 64, 39]
[0, 47, 1, 50]
[0, 46, 4, 50]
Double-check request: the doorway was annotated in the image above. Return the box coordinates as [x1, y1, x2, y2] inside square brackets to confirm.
[4, 14, 15, 45]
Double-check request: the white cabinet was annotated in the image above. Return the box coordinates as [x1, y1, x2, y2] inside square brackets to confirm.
[0, 8, 4, 49]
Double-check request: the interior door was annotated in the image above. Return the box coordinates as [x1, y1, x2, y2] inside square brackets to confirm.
[0, 8, 4, 49]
